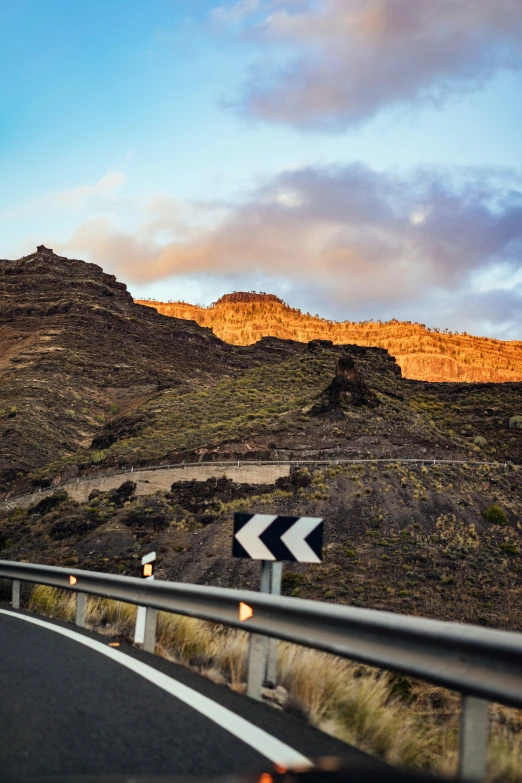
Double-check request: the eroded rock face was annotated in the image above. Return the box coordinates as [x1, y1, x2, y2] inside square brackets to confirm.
[137, 293, 522, 383]
[315, 355, 380, 412]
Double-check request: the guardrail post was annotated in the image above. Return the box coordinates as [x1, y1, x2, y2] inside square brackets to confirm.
[12, 579, 20, 609]
[143, 608, 158, 653]
[266, 562, 283, 685]
[246, 561, 271, 700]
[75, 592, 86, 628]
[459, 695, 489, 783]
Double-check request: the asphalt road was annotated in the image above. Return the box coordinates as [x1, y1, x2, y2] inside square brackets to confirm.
[0, 608, 388, 779]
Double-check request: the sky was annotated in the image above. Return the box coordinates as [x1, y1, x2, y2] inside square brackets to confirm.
[1, 0, 521, 338]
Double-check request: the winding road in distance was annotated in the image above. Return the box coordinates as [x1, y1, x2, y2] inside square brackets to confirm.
[0, 607, 387, 779]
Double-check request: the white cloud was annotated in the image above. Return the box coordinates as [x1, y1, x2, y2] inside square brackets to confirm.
[53, 173, 125, 207]
[58, 162, 522, 337]
[211, 0, 261, 25]
[0, 172, 126, 221]
[217, 0, 522, 130]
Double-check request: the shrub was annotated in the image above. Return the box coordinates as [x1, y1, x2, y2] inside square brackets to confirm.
[51, 515, 93, 540]
[290, 468, 312, 489]
[509, 415, 522, 429]
[91, 450, 107, 464]
[500, 543, 519, 556]
[388, 673, 415, 703]
[473, 436, 487, 448]
[483, 505, 508, 525]
[29, 491, 69, 516]
[121, 499, 171, 530]
[282, 572, 305, 590]
[109, 404, 120, 415]
[107, 481, 136, 506]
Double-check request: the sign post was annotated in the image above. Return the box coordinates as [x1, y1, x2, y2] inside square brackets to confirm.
[233, 513, 323, 700]
[134, 551, 157, 652]
[246, 560, 271, 700]
[266, 561, 283, 685]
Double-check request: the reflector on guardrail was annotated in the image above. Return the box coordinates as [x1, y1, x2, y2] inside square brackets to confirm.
[239, 602, 253, 622]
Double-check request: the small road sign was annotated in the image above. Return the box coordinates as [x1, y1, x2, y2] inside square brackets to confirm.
[233, 513, 323, 563]
[135, 551, 156, 646]
[141, 550, 156, 578]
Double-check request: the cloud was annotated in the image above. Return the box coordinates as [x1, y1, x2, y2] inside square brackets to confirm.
[216, 0, 522, 130]
[61, 163, 522, 336]
[0, 173, 126, 221]
[53, 173, 126, 207]
[211, 0, 261, 25]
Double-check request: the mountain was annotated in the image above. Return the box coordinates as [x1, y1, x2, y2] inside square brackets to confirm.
[136, 293, 522, 383]
[1, 249, 521, 493]
[1, 249, 522, 633]
[0, 247, 240, 491]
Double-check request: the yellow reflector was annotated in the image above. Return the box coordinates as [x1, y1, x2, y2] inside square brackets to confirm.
[143, 563, 153, 577]
[69, 575, 77, 586]
[239, 602, 253, 622]
[109, 642, 120, 647]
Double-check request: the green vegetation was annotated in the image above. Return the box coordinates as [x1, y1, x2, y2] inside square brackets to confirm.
[483, 505, 508, 526]
[509, 415, 522, 429]
[79, 351, 338, 467]
[282, 571, 305, 591]
[473, 435, 487, 448]
[499, 543, 519, 556]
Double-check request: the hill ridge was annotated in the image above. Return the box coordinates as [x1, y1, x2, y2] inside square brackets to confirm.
[136, 293, 522, 383]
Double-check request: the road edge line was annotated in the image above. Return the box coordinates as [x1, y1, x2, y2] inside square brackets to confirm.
[0, 608, 311, 768]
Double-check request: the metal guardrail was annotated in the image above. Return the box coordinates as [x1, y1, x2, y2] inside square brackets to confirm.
[1, 559, 521, 781]
[0, 456, 516, 507]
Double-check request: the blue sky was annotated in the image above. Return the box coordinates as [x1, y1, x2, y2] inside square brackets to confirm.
[1, 0, 521, 337]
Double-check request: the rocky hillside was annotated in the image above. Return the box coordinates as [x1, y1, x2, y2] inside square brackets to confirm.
[0, 247, 241, 492]
[136, 293, 522, 383]
[2, 460, 522, 632]
[1, 249, 522, 633]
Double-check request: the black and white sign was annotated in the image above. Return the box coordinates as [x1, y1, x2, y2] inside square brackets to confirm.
[233, 513, 323, 563]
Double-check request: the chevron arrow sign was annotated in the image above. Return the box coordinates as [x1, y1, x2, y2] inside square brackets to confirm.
[233, 513, 323, 562]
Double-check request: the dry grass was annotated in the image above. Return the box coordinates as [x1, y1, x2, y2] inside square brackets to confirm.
[29, 586, 522, 781]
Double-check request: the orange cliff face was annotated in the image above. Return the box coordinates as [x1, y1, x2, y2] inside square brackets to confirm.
[134, 293, 522, 383]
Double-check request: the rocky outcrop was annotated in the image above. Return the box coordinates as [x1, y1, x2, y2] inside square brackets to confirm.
[137, 294, 522, 384]
[314, 355, 380, 413]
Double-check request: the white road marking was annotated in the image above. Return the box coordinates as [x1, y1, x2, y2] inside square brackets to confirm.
[281, 517, 322, 563]
[235, 514, 277, 560]
[0, 608, 311, 768]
